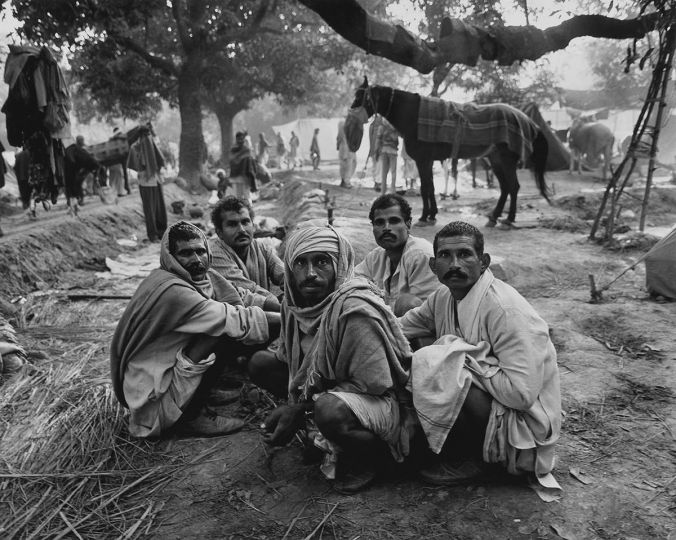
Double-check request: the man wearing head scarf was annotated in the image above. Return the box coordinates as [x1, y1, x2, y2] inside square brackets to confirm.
[110, 221, 280, 439]
[248, 225, 413, 493]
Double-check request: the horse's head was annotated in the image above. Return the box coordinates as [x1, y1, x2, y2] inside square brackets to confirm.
[344, 77, 375, 152]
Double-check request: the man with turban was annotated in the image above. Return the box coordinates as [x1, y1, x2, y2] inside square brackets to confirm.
[248, 225, 413, 493]
[111, 221, 280, 438]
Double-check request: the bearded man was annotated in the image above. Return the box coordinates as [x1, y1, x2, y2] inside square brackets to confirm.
[111, 221, 280, 438]
[248, 225, 413, 493]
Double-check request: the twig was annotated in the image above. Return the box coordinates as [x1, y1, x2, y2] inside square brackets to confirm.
[303, 502, 339, 540]
[58, 511, 84, 540]
[67, 294, 133, 301]
[119, 501, 154, 540]
[282, 500, 311, 540]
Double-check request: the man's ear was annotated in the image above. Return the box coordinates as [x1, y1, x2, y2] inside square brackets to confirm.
[428, 256, 436, 273]
[480, 253, 491, 272]
[405, 218, 412, 230]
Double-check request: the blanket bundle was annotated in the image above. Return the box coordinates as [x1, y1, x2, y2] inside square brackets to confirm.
[418, 96, 539, 164]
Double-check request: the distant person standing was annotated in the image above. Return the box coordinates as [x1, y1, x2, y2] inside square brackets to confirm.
[377, 118, 399, 195]
[276, 132, 287, 168]
[109, 127, 129, 197]
[401, 145, 419, 194]
[257, 133, 270, 167]
[228, 131, 258, 204]
[337, 120, 356, 188]
[368, 116, 383, 191]
[310, 128, 321, 170]
[288, 131, 300, 169]
[127, 125, 167, 243]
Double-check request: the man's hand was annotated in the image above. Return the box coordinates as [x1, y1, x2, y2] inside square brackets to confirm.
[261, 404, 306, 446]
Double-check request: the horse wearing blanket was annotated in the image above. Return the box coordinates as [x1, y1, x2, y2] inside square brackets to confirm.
[346, 78, 551, 227]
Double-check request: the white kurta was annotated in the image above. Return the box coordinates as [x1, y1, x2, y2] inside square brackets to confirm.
[355, 235, 440, 310]
[398, 269, 561, 476]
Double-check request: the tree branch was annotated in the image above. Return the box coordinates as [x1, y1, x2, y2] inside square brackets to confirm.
[107, 33, 179, 77]
[297, 0, 665, 74]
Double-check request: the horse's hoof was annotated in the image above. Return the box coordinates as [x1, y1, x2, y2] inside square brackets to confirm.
[485, 219, 497, 228]
[451, 194, 459, 200]
[498, 219, 515, 230]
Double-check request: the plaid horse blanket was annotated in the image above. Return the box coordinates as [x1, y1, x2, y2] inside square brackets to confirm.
[418, 96, 539, 164]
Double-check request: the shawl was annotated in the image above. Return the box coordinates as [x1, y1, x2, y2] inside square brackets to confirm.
[301, 278, 412, 400]
[229, 143, 258, 190]
[110, 222, 242, 406]
[278, 225, 354, 398]
[127, 133, 165, 177]
[211, 237, 269, 289]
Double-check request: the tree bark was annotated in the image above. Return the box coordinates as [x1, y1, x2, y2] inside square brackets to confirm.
[177, 54, 204, 190]
[214, 105, 236, 166]
[297, 0, 663, 73]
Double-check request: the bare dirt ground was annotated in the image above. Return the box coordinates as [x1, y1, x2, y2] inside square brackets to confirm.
[1, 164, 675, 539]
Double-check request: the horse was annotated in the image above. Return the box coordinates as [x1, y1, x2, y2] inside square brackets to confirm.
[347, 78, 551, 227]
[567, 117, 614, 180]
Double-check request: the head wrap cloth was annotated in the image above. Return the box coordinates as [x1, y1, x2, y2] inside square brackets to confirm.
[279, 225, 355, 398]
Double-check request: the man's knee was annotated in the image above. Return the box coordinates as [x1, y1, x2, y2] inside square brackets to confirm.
[393, 293, 423, 317]
[248, 350, 287, 394]
[314, 393, 359, 440]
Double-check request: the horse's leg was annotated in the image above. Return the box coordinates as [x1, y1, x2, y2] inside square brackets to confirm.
[502, 157, 521, 225]
[486, 154, 508, 227]
[416, 159, 433, 223]
[471, 159, 477, 188]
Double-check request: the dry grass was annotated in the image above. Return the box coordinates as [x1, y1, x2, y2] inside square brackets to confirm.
[0, 336, 215, 539]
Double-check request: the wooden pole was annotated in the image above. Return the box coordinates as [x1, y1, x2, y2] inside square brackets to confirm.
[640, 26, 676, 231]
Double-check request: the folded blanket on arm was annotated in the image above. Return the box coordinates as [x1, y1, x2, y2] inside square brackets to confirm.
[417, 96, 539, 164]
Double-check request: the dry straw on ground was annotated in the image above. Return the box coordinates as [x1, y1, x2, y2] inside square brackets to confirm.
[0, 338, 215, 539]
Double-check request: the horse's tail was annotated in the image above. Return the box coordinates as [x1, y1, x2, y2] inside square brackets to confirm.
[531, 130, 551, 204]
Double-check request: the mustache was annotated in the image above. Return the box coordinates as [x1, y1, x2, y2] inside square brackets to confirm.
[443, 269, 466, 280]
[187, 263, 207, 274]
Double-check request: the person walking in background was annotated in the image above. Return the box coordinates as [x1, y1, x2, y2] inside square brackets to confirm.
[337, 120, 356, 189]
[377, 118, 399, 195]
[257, 133, 270, 167]
[127, 125, 167, 243]
[228, 131, 259, 204]
[276, 132, 287, 168]
[368, 116, 383, 191]
[310, 128, 321, 170]
[288, 131, 300, 169]
[109, 127, 129, 197]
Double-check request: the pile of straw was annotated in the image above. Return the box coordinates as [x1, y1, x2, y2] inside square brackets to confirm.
[0, 343, 201, 538]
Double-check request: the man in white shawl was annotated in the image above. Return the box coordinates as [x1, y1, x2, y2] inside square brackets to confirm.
[111, 221, 280, 439]
[248, 225, 413, 493]
[398, 221, 561, 486]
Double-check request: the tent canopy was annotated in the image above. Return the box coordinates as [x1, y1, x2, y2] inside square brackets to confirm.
[645, 227, 676, 299]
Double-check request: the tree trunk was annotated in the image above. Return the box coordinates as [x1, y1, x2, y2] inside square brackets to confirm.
[177, 55, 204, 191]
[213, 105, 235, 166]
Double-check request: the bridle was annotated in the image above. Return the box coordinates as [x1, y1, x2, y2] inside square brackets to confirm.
[356, 84, 395, 119]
